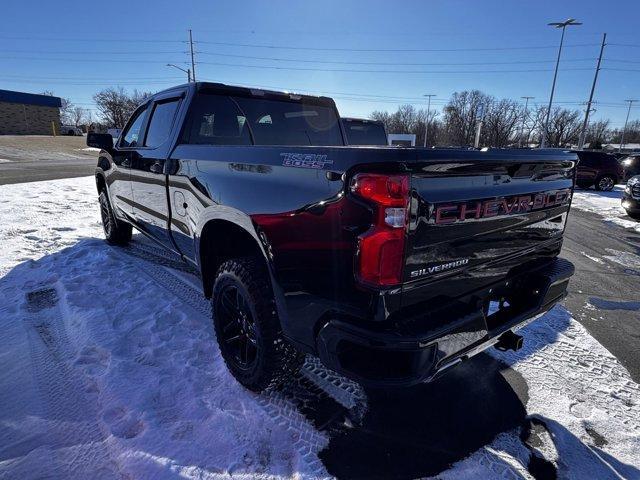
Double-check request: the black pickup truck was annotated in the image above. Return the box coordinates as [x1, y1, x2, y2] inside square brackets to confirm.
[88, 82, 576, 391]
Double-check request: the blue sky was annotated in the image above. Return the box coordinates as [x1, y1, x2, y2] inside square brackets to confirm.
[1, 0, 639, 127]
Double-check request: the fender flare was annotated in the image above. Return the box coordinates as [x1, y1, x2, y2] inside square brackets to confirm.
[194, 205, 290, 327]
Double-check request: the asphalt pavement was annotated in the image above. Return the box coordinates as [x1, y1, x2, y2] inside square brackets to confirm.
[562, 207, 640, 382]
[0, 156, 96, 185]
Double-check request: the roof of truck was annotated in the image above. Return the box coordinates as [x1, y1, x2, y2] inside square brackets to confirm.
[153, 81, 336, 107]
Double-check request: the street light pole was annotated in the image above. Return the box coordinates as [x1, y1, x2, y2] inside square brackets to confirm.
[541, 18, 582, 148]
[620, 99, 637, 152]
[519, 96, 534, 148]
[166, 63, 191, 83]
[578, 32, 607, 150]
[423, 94, 436, 147]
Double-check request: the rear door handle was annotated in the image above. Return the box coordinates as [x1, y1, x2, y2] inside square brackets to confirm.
[150, 162, 163, 174]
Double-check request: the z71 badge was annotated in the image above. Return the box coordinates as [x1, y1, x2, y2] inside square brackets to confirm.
[281, 153, 333, 169]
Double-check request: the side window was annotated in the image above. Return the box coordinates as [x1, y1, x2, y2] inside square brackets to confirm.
[182, 94, 251, 145]
[121, 106, 148, 148]
[144, 99, 180, 148]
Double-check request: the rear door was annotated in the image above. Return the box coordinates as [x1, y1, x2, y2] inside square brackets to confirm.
[129, 91, 184, 250]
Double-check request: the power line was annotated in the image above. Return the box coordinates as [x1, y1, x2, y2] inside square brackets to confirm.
[0, 49, 187, 55]
[0, 56, 187, 64]
[196, 51, 597, 66]
[195, 61, 594, 74]
[194, 40, 601, 52]
[0, 35, 185, 43]
[608, 43, 640, 48]
[602, 67, 640, 72]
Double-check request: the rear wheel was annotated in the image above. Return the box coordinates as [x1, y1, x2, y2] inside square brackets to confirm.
[98, 191, 132, 245]
[595, 175, 615, 191]
[212, 257, 303, 392]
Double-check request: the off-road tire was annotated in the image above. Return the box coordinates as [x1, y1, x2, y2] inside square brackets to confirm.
[595, 175, 616, 191]
[98, 191, 132, 245]
[212, 257, 303, 392]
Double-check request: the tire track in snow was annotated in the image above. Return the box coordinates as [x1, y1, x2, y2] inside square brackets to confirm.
[15, 284, 123, 480]
[115, 242, 369, 477]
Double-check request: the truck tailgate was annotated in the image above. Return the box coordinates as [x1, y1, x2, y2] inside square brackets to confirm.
[402, 157, 576, 308]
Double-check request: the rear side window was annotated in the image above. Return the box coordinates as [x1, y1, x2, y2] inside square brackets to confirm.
[182, 95, 251, 145]
[145, 99, 180, 148]
[233, 96, 343, 146]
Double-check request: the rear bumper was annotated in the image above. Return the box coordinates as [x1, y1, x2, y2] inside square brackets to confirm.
[316, 257, 574, 387]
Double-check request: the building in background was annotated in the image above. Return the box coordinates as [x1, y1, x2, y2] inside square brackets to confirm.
[387, 133, 416, 147]
[0, 89, 61, 135]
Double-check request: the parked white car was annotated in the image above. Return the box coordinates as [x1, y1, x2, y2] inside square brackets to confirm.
[60, 125, 83, 136]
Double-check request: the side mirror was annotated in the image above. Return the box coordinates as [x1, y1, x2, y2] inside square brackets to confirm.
[87, 133, 113, 151]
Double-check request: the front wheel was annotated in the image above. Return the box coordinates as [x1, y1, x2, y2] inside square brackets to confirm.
[98, 191, 132, 245]
[595, 175, 616, 191]
[212, 257, 303, 392]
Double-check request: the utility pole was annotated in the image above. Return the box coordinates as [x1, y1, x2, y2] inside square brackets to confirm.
[620, 99, 637, 152]
[541, 18, 582, 148]
[423, 94, 436, 147]
[578, 32, 607, 150]
[519, 96, 534, 148]
[474, 104, 485, 149]
[189, 29, 196, 82]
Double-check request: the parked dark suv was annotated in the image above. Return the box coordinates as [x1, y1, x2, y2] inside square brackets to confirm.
[622, 176, 640, 220]
[574, 150, 624, 191]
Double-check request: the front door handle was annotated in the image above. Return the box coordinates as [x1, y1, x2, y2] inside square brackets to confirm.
[150, 162, 163, 174]
[121, 158, 131, 168]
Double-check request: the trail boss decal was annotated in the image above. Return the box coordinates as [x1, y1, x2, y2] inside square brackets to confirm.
[411, 258, 469, 278]
[433, 189, 571, 225]
[281, 153, 333, 169]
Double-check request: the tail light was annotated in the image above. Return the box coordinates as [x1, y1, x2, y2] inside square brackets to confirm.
[351, 173, 409, 286]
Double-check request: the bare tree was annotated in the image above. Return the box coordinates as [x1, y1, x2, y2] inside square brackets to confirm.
[543, 107, 582, 147]
[371, 104, 441, 145]
[441, 90, 492, 146]
[71, 106, 87, 127]
[610, 120, 640, 144]
[585, 119, 610, 148]
[482, 98, 521, 147]
[93, 87, 153, 128]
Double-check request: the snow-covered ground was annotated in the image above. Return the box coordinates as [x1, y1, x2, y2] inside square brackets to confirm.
[0, 176, 639, 479]
[572, 185, 640, 233]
